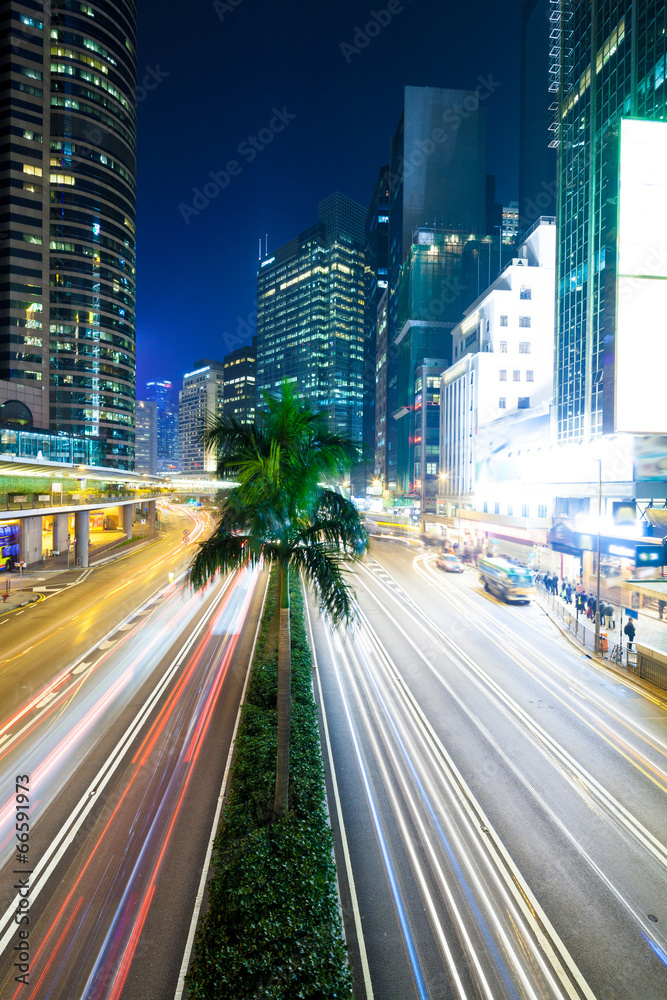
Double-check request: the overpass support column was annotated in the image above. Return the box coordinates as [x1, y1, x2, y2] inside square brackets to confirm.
[19, 515, 43, 567]
[123, 503, 133, 539]
[147, 500, 156, 530]
[52, 513, 69, 554]
[74, 510, 89, 568]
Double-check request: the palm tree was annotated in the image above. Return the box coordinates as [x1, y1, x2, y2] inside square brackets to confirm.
[189, 383, 368, 820]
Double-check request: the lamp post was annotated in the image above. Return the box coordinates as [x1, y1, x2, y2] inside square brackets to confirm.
[439, 471, 463, 550]
[594, 458, 602, 654]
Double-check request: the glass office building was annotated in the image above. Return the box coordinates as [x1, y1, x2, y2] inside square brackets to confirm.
[553, 0, 667, 444]
[0, 1, 137, 468]
[256, 193, 366, 444]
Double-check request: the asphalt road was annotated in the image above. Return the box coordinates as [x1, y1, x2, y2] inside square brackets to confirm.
[309, 537, 667, 1000]
[0, 504, 268, 998]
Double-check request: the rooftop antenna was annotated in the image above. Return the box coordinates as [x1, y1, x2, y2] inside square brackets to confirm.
[265, 233, 268, 255]
[258, 238, 261, 260]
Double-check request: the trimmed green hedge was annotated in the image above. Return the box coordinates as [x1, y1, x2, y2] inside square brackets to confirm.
[186, 570, 354, 999]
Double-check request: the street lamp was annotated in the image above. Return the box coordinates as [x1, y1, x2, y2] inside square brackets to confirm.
[439, 471, 463, 550]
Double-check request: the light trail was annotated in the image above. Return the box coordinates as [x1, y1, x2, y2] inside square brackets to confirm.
[352, 554, 667, 978]
[1, 563, 260, 999]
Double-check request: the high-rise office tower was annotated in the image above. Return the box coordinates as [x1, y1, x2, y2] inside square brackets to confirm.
[223, 336, 256, 425]
[0, 1, 137, 469]
[146, 379, 178, 469]
[134, 399, 157, 475]
[552, 1, 667, 445]
[357, 166, 389, 493]
[519, 0, 557, 233]
[178, 360, 224, 474]
[385, 86, 488, 491]
[256, 193, 365, 444]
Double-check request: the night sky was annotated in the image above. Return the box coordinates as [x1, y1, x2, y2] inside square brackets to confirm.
[135, 0, 522, 395]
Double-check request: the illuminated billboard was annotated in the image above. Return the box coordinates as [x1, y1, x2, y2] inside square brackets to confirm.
[613, 118, 667, 434]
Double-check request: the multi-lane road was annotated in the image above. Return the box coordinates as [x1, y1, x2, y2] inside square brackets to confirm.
[0, 505, 267, 999]
[310, 538, 667, 1000]
[2, 519, 666, 999]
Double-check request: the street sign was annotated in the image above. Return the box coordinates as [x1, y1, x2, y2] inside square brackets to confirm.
[183, 529, 190, 537]
[18, 560, 25, 568]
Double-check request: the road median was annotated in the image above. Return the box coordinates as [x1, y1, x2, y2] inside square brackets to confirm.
[185, 567, 354, 999]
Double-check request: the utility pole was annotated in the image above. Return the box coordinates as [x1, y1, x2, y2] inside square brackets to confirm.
[594, 458, 602, 654]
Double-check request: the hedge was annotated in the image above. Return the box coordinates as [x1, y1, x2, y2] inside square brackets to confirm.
[185, 569, 354, 999]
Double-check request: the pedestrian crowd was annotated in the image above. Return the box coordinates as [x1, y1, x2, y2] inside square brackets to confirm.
[535, 571, 635, 646]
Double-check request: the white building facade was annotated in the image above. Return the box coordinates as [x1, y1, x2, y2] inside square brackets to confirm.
[439, 218, 556, 518]
[178, 360, 225, 475]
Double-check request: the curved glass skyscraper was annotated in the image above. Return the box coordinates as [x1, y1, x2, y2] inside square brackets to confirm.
[0, 0, 137, 469]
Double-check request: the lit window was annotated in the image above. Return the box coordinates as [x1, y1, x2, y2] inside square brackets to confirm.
[499, 397, 506, 408]
[22, 164, 42, 177]
[50, 174, 76, 185]
[526, 370, 534, 382]
[499, 370, 507, 381]
[500, 315, 508, 327]
[513, 370, 521, 382]
[520, 287, 532, 300]
[519, 341, 531, 353]
[499, 340, 507, 353]
[519, 316, 531, 328]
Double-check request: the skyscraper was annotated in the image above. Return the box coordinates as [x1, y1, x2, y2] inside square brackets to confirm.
[0, 1, 137, 469]
[223, 336, 256, 425]
[553, 0, 655, 445]
[146, 379, 179, 470]
[134, 399, 157, 475]
[385, 85, 489, 491]
[519, 0, 557, 232]
[256, 193, 366, 443]
[178, 360, 224, 474]
[357, 166, 389, 493]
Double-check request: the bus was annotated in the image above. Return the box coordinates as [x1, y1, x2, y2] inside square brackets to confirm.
[0, 523, 19, 571]
[478, 556, 534, 604]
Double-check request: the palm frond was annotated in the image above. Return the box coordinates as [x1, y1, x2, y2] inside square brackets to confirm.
[189, 529, 251, 590]
[298, 490, 368, 557]
[288, 542, 355, 627]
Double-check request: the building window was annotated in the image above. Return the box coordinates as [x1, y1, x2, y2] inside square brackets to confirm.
[538, 504, 547, 518]
[526, 370, 534, 382]
[513, 370, 520, 381]
[498, 397, 506, 408]
[507, 504, 513, 516]
[500, 315, 508, 327]
[518, 396, 530, 408]
[519, 341, 531, 354]
[483, 500, 488, 513]
[519, 316, 531, 328]
[486, 319, 490, 332]
[499, 340, 507, 353]
[522, 504, 530, 517]
[494, 502, 500, 514]
[499, 370, 507, 381]
[520, 287, 532, 300]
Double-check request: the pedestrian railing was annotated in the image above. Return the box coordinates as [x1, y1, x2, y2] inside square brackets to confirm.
[536, 583, 667, 692]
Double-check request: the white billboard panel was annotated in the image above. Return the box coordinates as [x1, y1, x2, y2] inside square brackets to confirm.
[615, 119, 667, 433]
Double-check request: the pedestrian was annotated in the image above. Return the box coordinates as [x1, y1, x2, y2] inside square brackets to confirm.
[624, 618, 636, 649]
[565, 582, 573, 605]
[658, 600, 665, 621]
[576, 591, 585, 616]
[604, 603, 614, 630]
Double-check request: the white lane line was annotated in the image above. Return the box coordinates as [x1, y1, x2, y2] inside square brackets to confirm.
[354, 612, 596, 1000]
[362, 560, 667, 869]
[303, 590, 375, 1000]
[174, 567, 267, 1000]
[0, 573, 234, 955]
[98, 639, 118, 650]
[71, 661, 94, 676]
[35, 691, 58, 710]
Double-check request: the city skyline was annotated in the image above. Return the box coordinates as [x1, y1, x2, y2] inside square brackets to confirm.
[135, 0, 521, 392]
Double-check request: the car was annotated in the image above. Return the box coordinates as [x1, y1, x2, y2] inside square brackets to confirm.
[436, 553, 464, 573]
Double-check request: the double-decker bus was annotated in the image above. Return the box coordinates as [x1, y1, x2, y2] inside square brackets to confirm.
[0, 523, 19, 571]
[478, 556, 533, 604]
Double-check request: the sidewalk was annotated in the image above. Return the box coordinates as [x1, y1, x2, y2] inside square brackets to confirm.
[0, 589, 41, 613]
[534, 582, 667, 657]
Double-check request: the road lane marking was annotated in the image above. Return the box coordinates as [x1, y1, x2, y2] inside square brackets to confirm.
[303, 588, 375, 1000]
